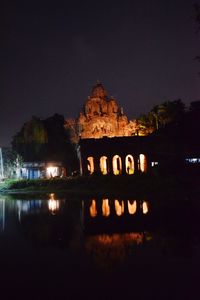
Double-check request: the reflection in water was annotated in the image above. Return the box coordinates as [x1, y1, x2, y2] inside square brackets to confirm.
[128, 200, 137, 215]
[102, 199, 110, 217]
[142, 201, 148, 214]
[95, 233, 144, 245]
[85, 232, 148, 270]
[48, 193, 60, 214]
[115, 200, 124, 216]
[89, 199, 97, 218]
[0, 194, 198, 274]
[0, 198, 5, 231]
[89, 199, 149, 218]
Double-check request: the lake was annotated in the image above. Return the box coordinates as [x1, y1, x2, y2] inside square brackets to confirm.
[0, 194, 199, 299]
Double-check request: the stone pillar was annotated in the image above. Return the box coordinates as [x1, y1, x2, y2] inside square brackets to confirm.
[134, 154, 140, 174]
[94, 156, 101, 174]
[107, 155, 113, 175]
[121, 154, 126, 175]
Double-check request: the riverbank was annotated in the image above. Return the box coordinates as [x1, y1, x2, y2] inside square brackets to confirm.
[0, 173, 199, 201]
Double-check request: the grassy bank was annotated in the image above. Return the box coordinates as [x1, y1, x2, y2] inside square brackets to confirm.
[0, 173, 199, 200]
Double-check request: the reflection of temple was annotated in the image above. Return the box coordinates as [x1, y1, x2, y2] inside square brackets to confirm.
[78, 82, 137, 139]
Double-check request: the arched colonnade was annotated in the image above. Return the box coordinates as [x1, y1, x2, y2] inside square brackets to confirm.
[86, 153, 147, 175]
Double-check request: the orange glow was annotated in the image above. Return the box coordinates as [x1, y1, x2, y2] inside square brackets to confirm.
[89, 199, 97, 217]
[125, 155, 134, 174]
[87, 157, 94, 174]
[142, 201, 149, 214]
[48, 193, 59, 214]
[128, 200, 137, 214]
[100, 156, 108, 175]
[114, 200, 124, 216]
[102, 199, 110, 217]
[139, 154, 147, 172]
[112, 155, 122, 175]
[89, 233, 144, 245]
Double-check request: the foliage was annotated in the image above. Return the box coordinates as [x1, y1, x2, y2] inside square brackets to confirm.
[12, 117, 48, 161]
[1, 147, 23, 178]
[137, 99, 185, 133]
[12, 114, 79, 174]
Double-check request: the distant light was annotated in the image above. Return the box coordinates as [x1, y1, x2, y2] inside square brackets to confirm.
[151, 161, 158, 167]
[46, 166, 58, 178]
[185, 158, 200, 163]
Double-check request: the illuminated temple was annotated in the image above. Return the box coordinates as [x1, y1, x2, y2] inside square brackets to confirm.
[76, 83, 157, 176]
[78, 82, 137, 139]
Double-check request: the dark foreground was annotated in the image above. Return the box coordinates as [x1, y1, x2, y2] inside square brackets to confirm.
[0, 194, 199, 300]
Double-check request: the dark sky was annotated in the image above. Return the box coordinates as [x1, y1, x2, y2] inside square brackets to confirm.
[1, 0, 200, 146]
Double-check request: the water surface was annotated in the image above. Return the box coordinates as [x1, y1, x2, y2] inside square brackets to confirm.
[0, 194, 199, 299]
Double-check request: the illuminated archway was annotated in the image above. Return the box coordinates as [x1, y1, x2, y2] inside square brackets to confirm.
[87, 157, 94, 174]
[139, 154, 147, 173]
[125, 155, 134, 174]
[112, 155, 122, 175]
[100, 156, 108, 175]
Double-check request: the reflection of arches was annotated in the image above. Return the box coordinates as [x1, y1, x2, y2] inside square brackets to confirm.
[128, 200, 137, 214]
[87, 157, 94, 174]
[100, 156, 108, 175]
[139, 154, 147, 173]
[89, 199, 97, 217]
[112, 155, 122, 175]
[102, 199, 110, 217]
[114, 200, 124, 216]
[125, 155, 134, 174]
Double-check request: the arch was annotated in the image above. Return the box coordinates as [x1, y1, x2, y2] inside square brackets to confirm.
[139, 154, 147, 173]
[100, 156, 108, 175]
[87, 157, 94, 174]
[125, 155, 134, 174]
[112, 155, 122, 175]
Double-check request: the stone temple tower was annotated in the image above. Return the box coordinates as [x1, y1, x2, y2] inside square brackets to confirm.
[77, 82, 137, 139]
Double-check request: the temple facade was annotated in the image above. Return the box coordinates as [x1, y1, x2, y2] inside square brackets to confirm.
[77, 82, 137, 139]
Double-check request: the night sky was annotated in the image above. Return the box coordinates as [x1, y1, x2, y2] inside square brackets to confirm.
[1, 0, 200, 146]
